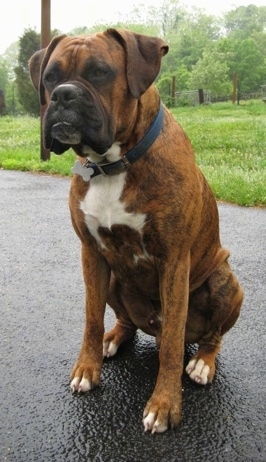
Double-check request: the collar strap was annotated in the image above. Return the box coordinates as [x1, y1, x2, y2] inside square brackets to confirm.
[71, 101, 164, 181]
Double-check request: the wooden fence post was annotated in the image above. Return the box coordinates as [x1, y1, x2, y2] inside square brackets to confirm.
[198, 89, 204, 104]
[232, 72, 238, 104]
[40, 0, 51, 161]
[171, 76, 176, 107]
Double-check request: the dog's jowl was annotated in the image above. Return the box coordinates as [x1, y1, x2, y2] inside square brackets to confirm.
[29, 28, 243, 434]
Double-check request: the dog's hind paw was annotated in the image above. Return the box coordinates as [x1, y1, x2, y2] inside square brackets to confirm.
[185, 358, 210, 385]
[103, 322, 136, 358]
[103, 340, 118, 358]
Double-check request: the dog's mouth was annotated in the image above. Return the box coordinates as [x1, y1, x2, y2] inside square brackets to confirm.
[49, 121, 79, 154]
[51, 121, 81, 145]
[49, 121, 112, 156]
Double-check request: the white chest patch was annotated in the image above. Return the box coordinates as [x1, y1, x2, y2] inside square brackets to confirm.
[80, 173, 146, 247]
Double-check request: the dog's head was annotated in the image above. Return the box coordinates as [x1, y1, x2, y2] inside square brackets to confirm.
[29, 29, 168, 157]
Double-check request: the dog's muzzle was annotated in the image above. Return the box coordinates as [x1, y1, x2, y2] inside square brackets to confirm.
[44, 83, 114, 156]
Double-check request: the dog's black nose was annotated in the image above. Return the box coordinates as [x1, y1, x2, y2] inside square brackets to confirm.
[51, 84, 80, 104]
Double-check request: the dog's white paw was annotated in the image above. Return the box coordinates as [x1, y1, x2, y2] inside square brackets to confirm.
[143, 412, 168, 434]
[70, 376, 92, 393]
[186, 358, 210, 385]
[103, 340, 118, 358]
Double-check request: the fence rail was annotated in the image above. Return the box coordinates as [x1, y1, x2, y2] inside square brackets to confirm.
[174, 89, 264, 106]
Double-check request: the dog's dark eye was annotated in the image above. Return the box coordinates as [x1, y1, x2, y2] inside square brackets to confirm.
[42, 62, 61, 88]
[82, 62, 110, 82]
[81, 60, 116, 86]
[89, 67, 109, 81]
[93, 68, 107, 78]
[44, 72, 56, 84]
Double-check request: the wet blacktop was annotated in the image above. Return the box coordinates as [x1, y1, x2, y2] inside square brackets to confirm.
[0, 169, 265, 462]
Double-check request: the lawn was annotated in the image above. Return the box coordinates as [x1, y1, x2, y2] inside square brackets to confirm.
[0, 100, 265, 206]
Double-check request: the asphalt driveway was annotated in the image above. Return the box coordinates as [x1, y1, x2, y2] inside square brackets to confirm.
[0, 169, 265, 462]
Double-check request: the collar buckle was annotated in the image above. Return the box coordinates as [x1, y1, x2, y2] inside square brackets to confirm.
[96, 164, 107, 176]
[121, 156, 131, 170]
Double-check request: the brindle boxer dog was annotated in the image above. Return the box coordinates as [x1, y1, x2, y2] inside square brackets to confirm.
[29, 28, 243, 433]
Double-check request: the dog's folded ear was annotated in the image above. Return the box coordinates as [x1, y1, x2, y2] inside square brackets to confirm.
[28, 49, 46, 92]
[106, 28, 169, 99]
[28, 35, 67, 106]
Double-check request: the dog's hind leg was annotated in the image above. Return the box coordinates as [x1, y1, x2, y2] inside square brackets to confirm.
[104, 274, 159, 357]
[103, 275, 137, 357]
[186, 261, 243, 385]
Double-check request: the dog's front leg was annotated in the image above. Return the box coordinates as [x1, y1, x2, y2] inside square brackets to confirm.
[143, 253, 190, 433]
[70, 244, 110, 393]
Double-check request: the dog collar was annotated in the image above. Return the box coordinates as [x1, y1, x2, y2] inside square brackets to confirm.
[71, 101, 164, 181]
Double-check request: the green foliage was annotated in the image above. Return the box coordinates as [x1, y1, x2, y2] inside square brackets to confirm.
[67, 26, 91, 36]
[224, 5, 266, 39]
[160, 10, 219, 74]
[189, 50, 232, 96]
[0, 43, 20, 114]
[14, 29, 41, 115]
[4, 80, 23, 115]
[156, 0, 186, 37]
[174, 65, 191, 91]
[0, 57, 9, 89]
[234, 38, 266, 93]
[156, 73, 173, 105]
[217, 35, 266, 93]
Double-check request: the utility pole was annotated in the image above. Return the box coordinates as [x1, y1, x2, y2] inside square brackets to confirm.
[40, 0, 51, 161]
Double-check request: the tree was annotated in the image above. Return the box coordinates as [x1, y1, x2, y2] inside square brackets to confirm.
[159, 7, 221, 79]
[252, 31, 266, 57]
[175, 10, 220, 70]
[2, 42, 19, 79]
[14, 28, 41, 115]
[216, 35, 266, 93]
[0, 57, 9, 90]
[234, 38, 266, 93]
[224, 5, 266, 39]
[157, 0, 185, 38]
[189, 50, 231, 96]
[174, 65, 191, 91]
[0, 42, 21, 114]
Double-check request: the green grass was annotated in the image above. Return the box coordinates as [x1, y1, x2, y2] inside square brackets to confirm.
[171, 100, 266, 207]
[0, 116, 74, 176]
[0, 100, 265, 206]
